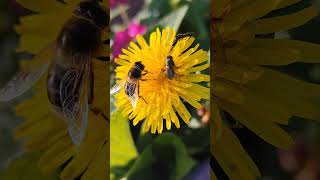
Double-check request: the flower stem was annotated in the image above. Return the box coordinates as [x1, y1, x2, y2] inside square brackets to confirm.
[119, 5, 129, 26]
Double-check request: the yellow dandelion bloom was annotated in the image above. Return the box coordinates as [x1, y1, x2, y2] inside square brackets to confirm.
[113, 27, 209, 133]
[12, 0, 109, 179]
[212, 0, 320, 179]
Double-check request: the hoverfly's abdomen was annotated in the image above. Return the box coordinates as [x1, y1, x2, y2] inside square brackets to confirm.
[125, 82, 136, 97]
[57, 19, 101, 55]
[166, 68, 175, 79]
[47, 64, 66, 109]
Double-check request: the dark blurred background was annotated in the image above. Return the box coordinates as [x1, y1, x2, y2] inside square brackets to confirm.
[0, 0, 23, 170]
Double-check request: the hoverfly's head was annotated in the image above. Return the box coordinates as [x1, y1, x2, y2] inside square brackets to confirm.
[75, 1, 109, 29]
[134, 61, 145, 71]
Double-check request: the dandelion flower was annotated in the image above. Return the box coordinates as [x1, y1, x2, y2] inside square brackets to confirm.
[212, 0, 320, 179]
[12, 0, 109, 179]
[113, 27, 209, 133]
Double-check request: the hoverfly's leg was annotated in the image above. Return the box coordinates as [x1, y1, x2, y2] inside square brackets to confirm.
[137, 82, 148, 104]
[140, 78, 157, 81]
[91, 107, 109, 123]
[172, 32, 195, 49]
[142, 69, 151, 76]
[88, 65, 94, 106]
[140, 78, 156, 81]
[139, 96, 148, 104]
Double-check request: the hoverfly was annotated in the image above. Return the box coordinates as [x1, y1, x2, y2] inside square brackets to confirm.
[110, 61, 147, 108]
[165, 32, 194, 79]
[0, 1, 109, 146]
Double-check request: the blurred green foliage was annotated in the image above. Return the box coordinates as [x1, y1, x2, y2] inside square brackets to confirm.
[0, 152, 58, 180]
[110, 111, 198, 180]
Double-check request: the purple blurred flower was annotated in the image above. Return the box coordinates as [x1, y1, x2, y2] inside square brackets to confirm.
[112, 22, 147, 59]
[184, 160, 210, 180]
[112, 31, 131, 59]
[110, 0, 128, 9]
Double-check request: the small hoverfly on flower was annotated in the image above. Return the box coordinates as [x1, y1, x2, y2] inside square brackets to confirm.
[165, 32, 194, 79]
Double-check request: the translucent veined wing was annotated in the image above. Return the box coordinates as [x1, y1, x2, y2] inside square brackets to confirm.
[110, 81, 125, 94]
[0, 44, 54, 101]
[125, 80, 139, 109]
[60, 56, 91, 146]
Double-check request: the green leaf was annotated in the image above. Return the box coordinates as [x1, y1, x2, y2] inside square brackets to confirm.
[158, 5, 189, 32]
[125, 133, 196, 180]
[110, 111, 138, 180]
[0, 152, 58, 180]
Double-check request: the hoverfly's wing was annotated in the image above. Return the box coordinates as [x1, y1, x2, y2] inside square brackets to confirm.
[110, 81, 125, 94]
[125, 81, 139, 109]
[0, 44, 54, 101]
[60, 57, 91, 146]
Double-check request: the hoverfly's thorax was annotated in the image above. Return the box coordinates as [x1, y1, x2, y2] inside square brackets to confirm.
[134, 61, 145, 71]
[57, 18, 100, 55]
[166, 55, 175, 67]
[128, 68, 142, 79]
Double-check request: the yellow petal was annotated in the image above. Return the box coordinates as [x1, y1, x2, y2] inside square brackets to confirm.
[212, 123, 261, 180]
[247, 68, 320, 120]
[249, 39, 320, 63]
[211, 101, 223, 145]
[251, 6, 317, 34]
[38, 136, 74, 173]
[60, 114, 107, 179]
[17, 0, 65, 13]
[218, 99, 294, 149]
[81, 143, 108, 180]
[212, 79, 244, 104]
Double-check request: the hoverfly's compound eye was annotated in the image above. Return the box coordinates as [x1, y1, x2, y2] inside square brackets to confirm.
[134, 61, 145, 71]
[74, 1, 109, 29]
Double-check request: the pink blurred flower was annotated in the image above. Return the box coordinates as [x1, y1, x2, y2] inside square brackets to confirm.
[110, 0, 128, 9]
[112, 23, 147, 59]
[127, 23, 147, 38]
[278, 134, 320, 180]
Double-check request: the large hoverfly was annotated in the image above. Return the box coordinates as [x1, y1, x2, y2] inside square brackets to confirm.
[0, 0, 109, 146]
[110, 61, 147, 108]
